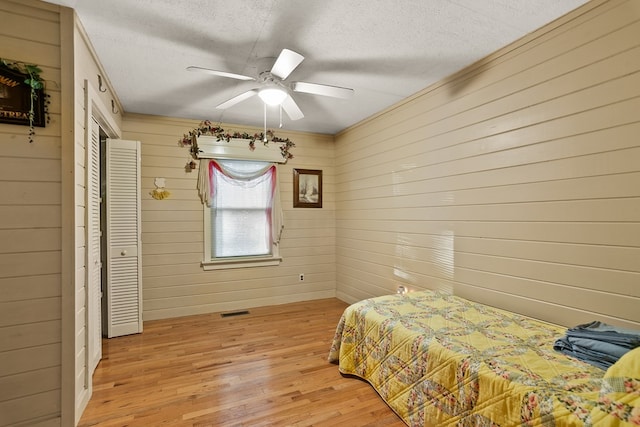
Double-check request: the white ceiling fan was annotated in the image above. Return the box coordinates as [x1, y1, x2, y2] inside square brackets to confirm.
[187, 48, 354, 121]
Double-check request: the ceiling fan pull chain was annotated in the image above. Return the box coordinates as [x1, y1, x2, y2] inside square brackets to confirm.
[263, 103, 268, 142]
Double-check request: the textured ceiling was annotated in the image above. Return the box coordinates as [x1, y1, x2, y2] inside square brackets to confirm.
[45, 0, 588, 135]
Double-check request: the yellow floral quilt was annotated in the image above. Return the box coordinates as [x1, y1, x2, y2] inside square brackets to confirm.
[328, 290, 640, 426]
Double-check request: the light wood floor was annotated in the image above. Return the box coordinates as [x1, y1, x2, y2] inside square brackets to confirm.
[79, 298, 406, 427]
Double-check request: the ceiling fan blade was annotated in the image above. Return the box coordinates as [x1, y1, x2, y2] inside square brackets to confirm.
[292, 81, 354, 99]
[281, 96, 304, 121]
[187, 66, 254, 81]
[270, 49, 304, 80]
[216, 90, 258, 109]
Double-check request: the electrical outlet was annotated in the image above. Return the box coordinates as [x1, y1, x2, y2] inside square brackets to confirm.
[299, 273, 304, 282]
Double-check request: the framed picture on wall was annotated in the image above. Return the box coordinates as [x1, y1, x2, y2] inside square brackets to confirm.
[0, 62, 46, 128]
[293, 169, 322, 208]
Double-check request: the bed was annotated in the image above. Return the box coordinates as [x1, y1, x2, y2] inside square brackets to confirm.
[328, 290, 640, 427]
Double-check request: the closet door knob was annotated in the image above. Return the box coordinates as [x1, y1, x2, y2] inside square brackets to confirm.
[121, 250, 127, 256]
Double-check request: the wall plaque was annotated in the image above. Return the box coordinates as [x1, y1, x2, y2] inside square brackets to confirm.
[0, 62, 45, 127]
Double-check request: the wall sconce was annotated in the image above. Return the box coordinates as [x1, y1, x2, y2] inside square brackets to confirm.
[150, 177, 170, 200]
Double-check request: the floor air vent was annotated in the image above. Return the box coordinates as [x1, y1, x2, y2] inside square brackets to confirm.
[221, 310, 250, 318]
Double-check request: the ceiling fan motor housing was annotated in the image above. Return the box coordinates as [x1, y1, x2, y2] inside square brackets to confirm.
[258, 71, 285, 87]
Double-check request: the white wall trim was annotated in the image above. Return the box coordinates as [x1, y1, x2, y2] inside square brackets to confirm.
[60, 5, 77, 427]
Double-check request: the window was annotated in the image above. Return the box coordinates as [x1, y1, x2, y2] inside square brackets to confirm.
[201, 159, 282, 270]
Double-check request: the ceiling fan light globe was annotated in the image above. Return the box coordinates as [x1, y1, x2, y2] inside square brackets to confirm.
[258, 87, 288, 106]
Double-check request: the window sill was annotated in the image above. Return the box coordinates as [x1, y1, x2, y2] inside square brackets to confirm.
[201, 255, 282, 270]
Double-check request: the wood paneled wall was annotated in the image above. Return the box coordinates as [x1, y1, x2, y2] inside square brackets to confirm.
[0, 1, 122, 424]
[70, 14, 123, 423]
[334, 0, 640, 329]
[0, 1, 63, 425]
[121, 114, 336, 321]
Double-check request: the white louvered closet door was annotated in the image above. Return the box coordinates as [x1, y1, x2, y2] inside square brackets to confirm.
[106, 139, 142, 337]
[87, 117, 102, 373]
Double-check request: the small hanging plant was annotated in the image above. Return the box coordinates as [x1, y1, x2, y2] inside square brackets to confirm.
[0, 58, 51, 143]
[179, 120, 295, 160]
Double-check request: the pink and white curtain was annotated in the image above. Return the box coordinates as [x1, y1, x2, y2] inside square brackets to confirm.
[198, 159, 284, 246]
